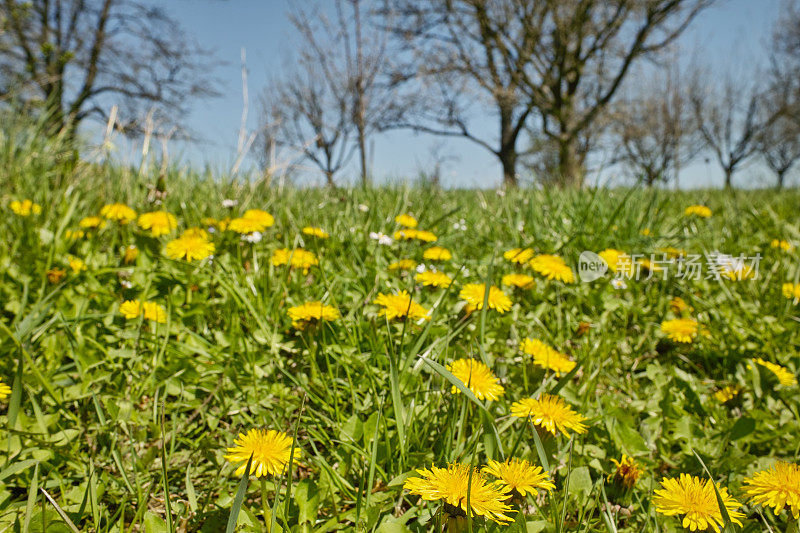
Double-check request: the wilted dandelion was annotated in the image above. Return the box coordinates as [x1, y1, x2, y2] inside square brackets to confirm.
[394, 213, 417, 228]
[119, 300, 167, 323]
[503, 248, 534, 264]
[670, 296, 692, 314]
[459, 283, 512, 313]
[101, 203, 136, 223]
[446, 359, 504, 400]
[373, 290, 429, 321]
[660, 318, 699, 343]
[609, 455, 642, 489]
[10, 199, 42, 216]
[529, 254, 574, 283]
[47, 268, 66, 284]
[165, 235, 215, 261]
[684, 205, 712, 218]
[742, 461, 800, 519]
[502, 273, 535, 289]
[224, 429, 296, 477]
[483, 458, 555, 497]
[423, 246, 451, 261]
[653, 474, 743, 532]
[123, 245, 139, 264]
[415, 270, 453, 288]
[272, 248, 318, 273]
[138, 211, 177, 237]
[510, 394, 588, 437]
[287, 301, 340, 329]
[403, 463, 514, 524]
[520, 338, 575, 375]
[302, 226, 329, 239]
[753, 358, 797, 386]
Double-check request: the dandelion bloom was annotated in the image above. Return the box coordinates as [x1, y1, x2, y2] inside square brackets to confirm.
[771, 239, 793, 251]
[79, 216, 106, 229]
[502, 273, 535, 289]
[165, 235, 215, 261]
[393, 228, 437, 242]
[46, 268, 66, 284]
[459, 283, 512, 313]
[287, 301, 340, 329]
[782, 283, 800, 301]
[373, 291, 429, 321]
[653, 474, 744, 532]
[123, 245, 139, 264]
[685, 205, 712, 218]
[403, 463, 514, 524]
[182, 227, 209, 239]
[271, 248, 319, 273]
[753, 358, 797, 386]
[228, 216, 265, 234]
[119, 300, 167, 323]
[598, 249, 633, 276]
[713, 385, 741, 404]
[530, 255, 574, 283]
[302, 226, 329, 239]
[394, 213, 418, 228]
[520, 338, 576, 376]
[388, 259, 417, 271]
[742, 461, 800, 519]
[138, 211, 177, 237]
[503, 248, 534, 264]
[483, 458, 555, 496]
[0, 379, 11, 400]
[660, 318, 699, 343]
[64, 229, 85, 240]
[101, 203, 136, 223]
[510, 394, 588, 437]
[446, 359, 504, 401]
[67, 256, 86, 273]
[640, 228, 653, 237]
[415, 270, 453, 288]
[241, 209, 274, 228]
[609, 455, 642, 489]
[10, 199, 42, 216]
[423, 246, 452, 261]
[224, 429, 296, 477]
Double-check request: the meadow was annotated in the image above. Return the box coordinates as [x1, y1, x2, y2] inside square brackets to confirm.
[1, 128, 799, 532]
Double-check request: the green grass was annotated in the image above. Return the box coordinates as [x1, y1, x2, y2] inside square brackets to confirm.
[0, 119, 799, 532]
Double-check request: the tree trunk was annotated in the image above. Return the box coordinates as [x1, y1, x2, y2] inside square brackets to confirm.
[499, 150, 517, 187]
[498, 105, 518, 187]
[777, 170, 786, 189]
[723, 167, 733, 189]
[324, 170, 336, 188]
[357, 125, 368, 188]
[556, 139, 583, 187]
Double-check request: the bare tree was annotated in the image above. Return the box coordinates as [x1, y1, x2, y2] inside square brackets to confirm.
[384, 0, 711, 187]
[0, 0, 217, 138]
[758, 114, 800, 188]
[612, 65, 699, 186]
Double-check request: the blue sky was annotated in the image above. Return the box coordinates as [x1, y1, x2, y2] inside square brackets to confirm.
[124, 0, 783, 188]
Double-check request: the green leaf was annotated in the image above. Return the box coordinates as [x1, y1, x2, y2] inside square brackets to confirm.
[226, 453, 254, 533]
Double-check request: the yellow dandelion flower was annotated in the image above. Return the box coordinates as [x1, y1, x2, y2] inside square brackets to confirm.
[771, 239, 793, 251]
[459, 283, 512, 313]
[388, 259, 417, 271]
[10, 199, 42, 216]
[415, 270, 453, 288]
[395, 213, 418, 228]
[653, 474, 744, 532]
[287, 301, 340, 329]
[599, 249, 634, 276]
[520, 338, 576, 376]
[641, 228, 653, 237]
[743, 461, 800, 519]
[123, 245, 139, 264]
[65, 229, 85, 240]
[138, 211, 177, 237]
[46, 268, 66, 284]
[165, 235, 215, 261]
[241, 209, 274, 228]
[67, 256, 86, 273]
[393, 229, 437, 242]
[302, 227, 329, 239]
[446, 359, 504, 401]
[182, 227, 209, 239]
[101, 203, 136, 223]
[685, 205, 712, 218]
[713, 385, 742, 404]
[0, 379, 11, 400]
[271, 248, 318, 273]
[423, 246, 452, 261]
[502, 273, 535, 289]
[660, 247, 687, 259]
[510, 394, 588, 437]
[530, 255, 574, 283]
[503, 248, 534, 264]
[373, 290, 430, 321]
[228, 216, 265, 234]
[403, 463, 514, 524]
[224, 428, 296, 477]
[608, 455, 642, 489]
[782, 283, 800, 301]
[660, 318, 699, 343]
[483, 458, 555, 496]
[79, 216, 106, 229]
[119, 300, 167, 323]
[754, 358, 797, 387]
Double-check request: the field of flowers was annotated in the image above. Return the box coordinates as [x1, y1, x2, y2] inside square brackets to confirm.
[2, 161, 800, 532]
